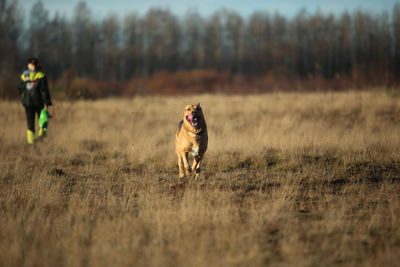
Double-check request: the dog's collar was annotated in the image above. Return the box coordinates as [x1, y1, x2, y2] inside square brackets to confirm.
[188, 129, 204, 137]
[183, 123, 204, 136]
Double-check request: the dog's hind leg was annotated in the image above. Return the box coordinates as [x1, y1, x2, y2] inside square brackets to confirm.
[181, 152, 191, 176]
[177, 154, 184, 178]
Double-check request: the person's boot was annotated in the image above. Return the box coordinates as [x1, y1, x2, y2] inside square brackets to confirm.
[27, 129, 35, 144]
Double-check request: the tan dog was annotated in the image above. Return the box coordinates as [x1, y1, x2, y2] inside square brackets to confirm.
[175, 103, 208, 179]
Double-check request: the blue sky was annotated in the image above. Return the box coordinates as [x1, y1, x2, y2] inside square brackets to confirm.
[19, 0, 399, 19]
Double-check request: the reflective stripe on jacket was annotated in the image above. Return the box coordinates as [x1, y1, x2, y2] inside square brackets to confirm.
[21, 71, 45, 82]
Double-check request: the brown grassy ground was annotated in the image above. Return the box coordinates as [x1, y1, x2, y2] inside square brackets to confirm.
[1, 91, 400, 266]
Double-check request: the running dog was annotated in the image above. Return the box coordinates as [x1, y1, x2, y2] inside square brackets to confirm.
[175, 103, 208, 179]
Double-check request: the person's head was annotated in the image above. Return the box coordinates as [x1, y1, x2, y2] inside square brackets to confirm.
[27, 57, 41, 71]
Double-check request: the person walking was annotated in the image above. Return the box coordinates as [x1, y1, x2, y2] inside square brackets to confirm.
[18, 58, 52, 144]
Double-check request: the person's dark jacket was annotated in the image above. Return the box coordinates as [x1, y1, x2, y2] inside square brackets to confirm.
[18, 70, 52, 108]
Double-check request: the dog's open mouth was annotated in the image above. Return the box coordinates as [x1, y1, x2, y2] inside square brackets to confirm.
[186, 114, 201, 127]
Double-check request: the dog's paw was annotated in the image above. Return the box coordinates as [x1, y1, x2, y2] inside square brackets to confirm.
[179, 173, 185, 178]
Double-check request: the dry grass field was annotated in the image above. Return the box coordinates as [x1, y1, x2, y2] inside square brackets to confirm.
[1, 91, 400, 266]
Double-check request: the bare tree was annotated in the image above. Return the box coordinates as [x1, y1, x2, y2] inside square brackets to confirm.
[100, 14, 120, 80]
[204, 13, 222, 70]
[226, 10, 244, 72]
[0, 0, 23, 98]
[122, 12, 142, 78]
[393, 4, 400, 76]
[72, 1, 99, 77]
[142, 8, 180, 74]
[338, 12, 352, 76]
[246, 12, 272, 74]
[28, 0, 48, 58]
[183, 10, 203, 69]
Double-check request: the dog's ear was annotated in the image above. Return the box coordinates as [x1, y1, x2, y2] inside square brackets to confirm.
[197, 102, 200, 107]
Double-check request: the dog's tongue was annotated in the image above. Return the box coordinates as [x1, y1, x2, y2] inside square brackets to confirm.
[187, 114, 194, 122]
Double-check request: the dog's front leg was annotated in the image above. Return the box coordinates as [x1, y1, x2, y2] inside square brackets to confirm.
[192, 156, 202, 180]
[177, 154, 184, 178]
[181, 151, 191, 176]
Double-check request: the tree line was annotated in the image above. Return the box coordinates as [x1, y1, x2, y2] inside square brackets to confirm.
[1, 0, 400, 97]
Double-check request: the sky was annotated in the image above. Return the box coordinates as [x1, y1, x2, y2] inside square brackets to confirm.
[18, 0, 400, 19]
